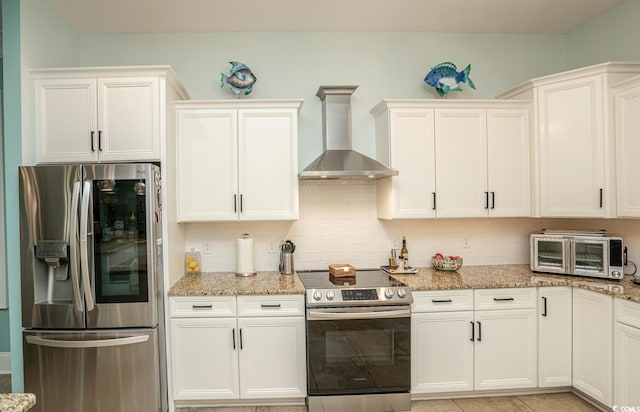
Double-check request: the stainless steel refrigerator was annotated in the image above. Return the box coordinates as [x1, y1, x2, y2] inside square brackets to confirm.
[19, 163, 167, 412]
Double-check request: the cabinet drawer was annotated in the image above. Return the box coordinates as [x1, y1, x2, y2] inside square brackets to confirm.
[412, 290, 474, 313]
[615, 298, 640, 329]
[169, 296, 237, 318]
[474, 288, 536, 310]
[237, 295, 305, 317]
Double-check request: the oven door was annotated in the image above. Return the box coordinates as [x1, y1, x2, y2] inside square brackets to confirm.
[306, 305, 411, 396]
[572, 238, 608, 278]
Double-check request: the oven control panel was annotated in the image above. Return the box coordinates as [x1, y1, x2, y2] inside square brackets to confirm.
[342, 289, 378, 300]
[307, 287, 413, 307]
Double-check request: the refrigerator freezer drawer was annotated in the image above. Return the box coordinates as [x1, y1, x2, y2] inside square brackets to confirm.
[23, 328, 165, 412]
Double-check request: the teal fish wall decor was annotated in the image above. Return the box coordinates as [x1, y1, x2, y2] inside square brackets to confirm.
[221, 61, 257, 95]
[424, 62, 476, 97]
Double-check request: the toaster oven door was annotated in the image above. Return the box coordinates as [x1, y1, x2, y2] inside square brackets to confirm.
[532, 237, 570, 274]
[572, 239, 608, 277]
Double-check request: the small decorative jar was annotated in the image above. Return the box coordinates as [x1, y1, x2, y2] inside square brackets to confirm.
[185, 248, 201, 275]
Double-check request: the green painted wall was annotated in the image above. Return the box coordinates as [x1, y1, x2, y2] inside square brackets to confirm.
[80, 32, 567, 168]
[3, 0, 22, 389]
[566, 0, 640, 67]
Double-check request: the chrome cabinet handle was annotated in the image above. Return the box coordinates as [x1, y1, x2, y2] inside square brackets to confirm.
[261, 304, 281, 308]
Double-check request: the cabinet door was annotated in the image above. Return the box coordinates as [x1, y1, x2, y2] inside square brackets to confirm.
[434, 109, 488, 217]
[97, 77, 161, 161]
[170, 317, 239, 400]
[487, 109, 530, 217]
[176, 109, 238, 221]
[573, 288, 613, 406]
[237, 316, 306, 399]
[34, 78, 99, 163]
[614, 322, 640, 407]
[378, 109, 436, 219]
[615, 80, 640, 217]
[474, 309, 537, 390]
[537, 76, 605, 217]
[412, 311, 474, 393]
[538, 286, 572, 387]
[238, 109, 299, 220]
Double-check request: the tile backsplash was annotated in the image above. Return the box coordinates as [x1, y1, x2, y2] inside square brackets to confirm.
[185, 180, 640, 273]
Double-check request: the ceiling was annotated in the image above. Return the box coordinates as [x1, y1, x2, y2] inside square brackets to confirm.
[44, 0, 625, 35]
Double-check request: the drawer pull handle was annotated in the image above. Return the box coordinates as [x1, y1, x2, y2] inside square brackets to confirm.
[431, 299, 453, 303]
[192, 304, 213, 309]
[261, 304, 282, 308]
[493, 297, 515, 302]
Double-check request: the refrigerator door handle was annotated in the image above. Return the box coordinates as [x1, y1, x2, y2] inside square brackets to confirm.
[79, 180, 95, 312]
[26, 335, 149, 349]
[69, 182, 83, 312]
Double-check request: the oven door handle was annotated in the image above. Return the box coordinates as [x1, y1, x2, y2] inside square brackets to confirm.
[307, 307, 411, 320]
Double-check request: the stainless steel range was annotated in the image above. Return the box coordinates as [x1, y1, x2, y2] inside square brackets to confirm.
[298, 269, 413, 412]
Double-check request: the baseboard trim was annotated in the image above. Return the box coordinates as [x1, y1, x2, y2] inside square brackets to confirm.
[0, 352, 10, 374]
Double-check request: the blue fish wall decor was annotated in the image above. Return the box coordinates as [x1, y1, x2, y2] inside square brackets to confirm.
[221, 61, 257, 95]
[424, 62, 476, 97]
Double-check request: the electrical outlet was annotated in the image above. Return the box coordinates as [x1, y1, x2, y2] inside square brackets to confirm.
[268, 242, 278, 254]
[203, 241, 213, 255]
[462, 236, 471, 249]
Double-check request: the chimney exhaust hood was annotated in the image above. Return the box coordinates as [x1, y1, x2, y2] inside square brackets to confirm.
[299, 85, 398, 180]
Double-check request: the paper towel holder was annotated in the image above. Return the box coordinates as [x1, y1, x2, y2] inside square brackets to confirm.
[236, 233, 257, 277]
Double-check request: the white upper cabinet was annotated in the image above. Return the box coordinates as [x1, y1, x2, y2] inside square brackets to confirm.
[497, 62, 640, 218]
[372, 100, 530, 219]
[613, 75, 640, 217]
[33, 67, 188, 164]
[176, 100, 303, 222]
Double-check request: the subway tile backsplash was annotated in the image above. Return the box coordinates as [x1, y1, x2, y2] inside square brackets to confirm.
[185, 180, 640, 273]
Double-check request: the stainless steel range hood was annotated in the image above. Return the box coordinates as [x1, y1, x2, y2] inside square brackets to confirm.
[299, 85, 398, 179]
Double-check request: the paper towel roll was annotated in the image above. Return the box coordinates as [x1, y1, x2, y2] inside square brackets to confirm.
[236, 233, 257, 277]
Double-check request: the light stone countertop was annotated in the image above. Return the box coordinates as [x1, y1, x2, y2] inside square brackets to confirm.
[0, 393, 36, 412]
[168, 265, 640, 303]
[389, 264, 640, 303]
[168, 271, 305, 296]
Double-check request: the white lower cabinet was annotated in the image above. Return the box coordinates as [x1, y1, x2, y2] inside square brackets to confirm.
[573, 288, 613, 407]
[614, 298, 640, 407]
[411, 291, 474, 393]
[169, 295, 306, 405]
[411, 288, 536, 394]
[537, 286, 572, 387]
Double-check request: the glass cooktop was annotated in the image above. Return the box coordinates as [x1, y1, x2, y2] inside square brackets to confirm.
[297, 269, 407, 289]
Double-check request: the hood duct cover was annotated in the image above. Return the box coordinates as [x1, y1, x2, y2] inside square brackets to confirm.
[299, 85, 398, 179]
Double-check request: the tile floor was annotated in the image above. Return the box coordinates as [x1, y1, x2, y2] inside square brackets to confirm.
[1, 375, 600, 412]
[0, 374, 11, 393]
[176, 393, 601, 412]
